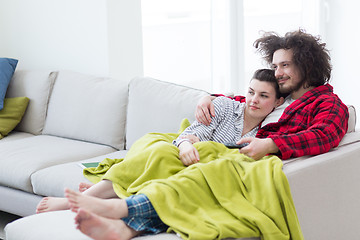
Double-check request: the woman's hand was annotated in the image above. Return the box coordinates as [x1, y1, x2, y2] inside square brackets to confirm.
[195, 95, 216, 126]
[178, 141, 200, 166]
[180, 134, 200, 144]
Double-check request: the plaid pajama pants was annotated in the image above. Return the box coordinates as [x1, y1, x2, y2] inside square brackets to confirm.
[122, 194, 168, 234]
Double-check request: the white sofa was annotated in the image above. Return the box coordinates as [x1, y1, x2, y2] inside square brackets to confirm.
[2, 70, 360, 240]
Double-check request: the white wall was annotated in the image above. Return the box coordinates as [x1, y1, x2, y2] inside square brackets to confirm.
[0, 0, 358, 125]
[323, 0, 360, 123]
[0, 0, 143, 81]
[107, 0, 143, 81]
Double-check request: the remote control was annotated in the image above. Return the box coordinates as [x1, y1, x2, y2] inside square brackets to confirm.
[223, 142, 248, 149]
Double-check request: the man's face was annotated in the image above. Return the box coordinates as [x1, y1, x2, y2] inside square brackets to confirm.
[271, 49, 303, 95]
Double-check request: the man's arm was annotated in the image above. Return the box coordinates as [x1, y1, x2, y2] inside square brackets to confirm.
[195, 95, 216, 126]
[258, 97, 349, 160]
[195, 95, 246, 125]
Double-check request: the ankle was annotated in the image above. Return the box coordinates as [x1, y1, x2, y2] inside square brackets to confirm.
[107, 199, 128, 218]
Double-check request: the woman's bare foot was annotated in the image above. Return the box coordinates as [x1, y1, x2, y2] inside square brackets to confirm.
[75, 208, 140, 240]
[36, 197, 69, 214]
[65, 188, 128, 219]
[79, 182, 94, 193]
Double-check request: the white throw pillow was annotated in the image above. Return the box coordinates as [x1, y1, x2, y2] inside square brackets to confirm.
[6, 70, 57, 135]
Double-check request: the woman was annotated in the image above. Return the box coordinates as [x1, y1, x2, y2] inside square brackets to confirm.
[174, 68, 284, 166]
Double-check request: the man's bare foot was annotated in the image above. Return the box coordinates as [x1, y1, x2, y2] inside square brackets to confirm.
[79, 182, 94, 193]
[36, 197, 69, 214]
[65, 188, 128, 219]
[75, 208, 140, 240]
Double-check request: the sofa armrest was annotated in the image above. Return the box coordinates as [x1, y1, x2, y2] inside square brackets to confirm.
[347, 105, 356, 133]
[283, 140, 360, 239]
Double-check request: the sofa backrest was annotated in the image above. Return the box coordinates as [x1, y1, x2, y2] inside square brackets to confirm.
[125, 77, 209, 149]
[7, 70, 356, 150]
[126, 77, 357, 149]
[42, 71, 128, 150]
[6, 70, 57, 135]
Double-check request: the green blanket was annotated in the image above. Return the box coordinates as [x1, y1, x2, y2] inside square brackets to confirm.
[84, 120, 303, 240]
[84, 119, 194, 198]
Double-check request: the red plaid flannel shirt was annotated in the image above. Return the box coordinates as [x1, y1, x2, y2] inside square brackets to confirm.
[214, 84, 349, 160]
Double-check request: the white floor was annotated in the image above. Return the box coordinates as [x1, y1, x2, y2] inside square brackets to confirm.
[0, 211, 21, 240]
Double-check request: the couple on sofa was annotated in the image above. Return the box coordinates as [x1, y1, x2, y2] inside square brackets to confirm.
[36, 30, 349, 240]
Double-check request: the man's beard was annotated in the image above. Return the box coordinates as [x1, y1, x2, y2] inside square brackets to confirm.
[278, 79, 304, 95]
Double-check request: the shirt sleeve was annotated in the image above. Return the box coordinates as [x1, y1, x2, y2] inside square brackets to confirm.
[268, 97, 349, 160]
[173, 97, 228, 147]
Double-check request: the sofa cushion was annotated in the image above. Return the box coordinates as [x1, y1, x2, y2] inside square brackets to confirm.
[0, 58, 18, 110]
[42, 71, 128, 150]
[126, 77, 209, 149]
[0, 185, 42, 217]
[6, 70, 57, 135]
[4, 211, 182, 240]
[5, 210, 259, 240]
[0, 131, 34, 143]
[0, 135, 115, 193]
[0, 97, 29, 139]
[32, 150, 128, 197]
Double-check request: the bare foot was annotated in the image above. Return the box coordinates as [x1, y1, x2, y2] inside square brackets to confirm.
[75, 208, 140, 240]
[79, 182, 94, 192]
[65, 188, 128, 219]
[36, 197, 69, 214]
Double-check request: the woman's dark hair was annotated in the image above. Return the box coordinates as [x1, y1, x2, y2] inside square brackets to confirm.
[252, 69, 282, 99]
[253, 29, 332, 88]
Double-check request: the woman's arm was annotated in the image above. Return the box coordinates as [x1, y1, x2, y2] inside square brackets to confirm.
[175, 97, 230, 165]
[178, 141, 200, 166]
[180, 134, 200, 144]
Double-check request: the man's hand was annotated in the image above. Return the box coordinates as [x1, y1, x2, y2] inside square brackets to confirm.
[237, 137, 279, 160]
[195, 95, 216, 126]
[178, 141, 200, 166]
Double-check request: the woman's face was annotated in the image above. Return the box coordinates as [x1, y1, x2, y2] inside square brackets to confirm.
[245, 79, 282, 120]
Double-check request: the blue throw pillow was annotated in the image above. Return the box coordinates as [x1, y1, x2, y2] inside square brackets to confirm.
[0, 58, 18, 110]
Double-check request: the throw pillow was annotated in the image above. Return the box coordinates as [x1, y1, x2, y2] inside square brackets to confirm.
[0, 97, 29, 139]
[0, 58, 18, 110]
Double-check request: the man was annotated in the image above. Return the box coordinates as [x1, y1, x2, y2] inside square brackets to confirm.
[195, 29, 349, 160]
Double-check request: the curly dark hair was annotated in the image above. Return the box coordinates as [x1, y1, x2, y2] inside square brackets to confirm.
[253, 29, 332, 88]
